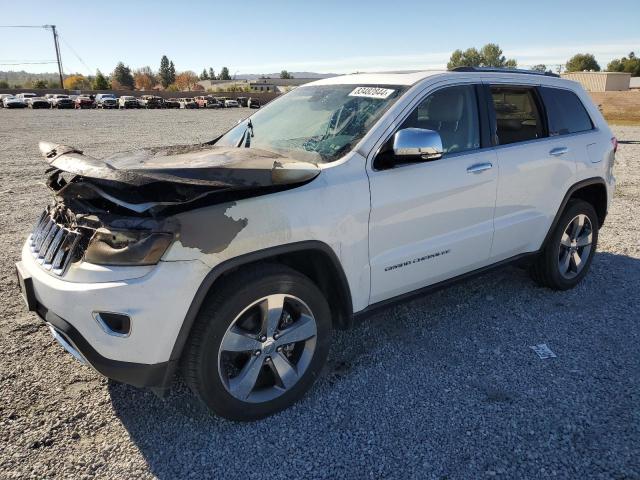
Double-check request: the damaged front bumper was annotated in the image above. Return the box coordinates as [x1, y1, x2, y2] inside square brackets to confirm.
[17, 240, 212, 390]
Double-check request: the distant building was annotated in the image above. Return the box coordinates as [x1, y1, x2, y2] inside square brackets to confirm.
[249, 78, 316, 93]
[197, 79, 249, 91]
[561, 72, 631, 92]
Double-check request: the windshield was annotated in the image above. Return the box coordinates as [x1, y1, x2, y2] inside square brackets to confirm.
[215, 84, 406, 162]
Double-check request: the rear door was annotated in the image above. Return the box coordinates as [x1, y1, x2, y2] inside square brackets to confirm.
[488, 84, 577, 261]
[367, 84, 498, 303]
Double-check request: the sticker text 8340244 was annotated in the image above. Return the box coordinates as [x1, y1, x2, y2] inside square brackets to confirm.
[348, 87, 395, 99]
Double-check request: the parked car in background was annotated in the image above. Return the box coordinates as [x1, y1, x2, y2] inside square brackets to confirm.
[178, 98, 197, 109]
[74, 95, 94, 109]
[224, 99, 240, 108]
[164, 98, 180, 109]
[95, 94, 118, 109]
[118, 96, 139, 109]
[0, 93, 14, 107]
[194, 95, 221, 108]
[214, 97, 228, 107]
[235, 96, 248, 107]
[139, 95, 163, 109]
[16, 93, 38, 102]
[248, 97, 261, 109]
[27, 97, 52, 109]
[50, 94, 75, 109]
[2, 96, 27, 108]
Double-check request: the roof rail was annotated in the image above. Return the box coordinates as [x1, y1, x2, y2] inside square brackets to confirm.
[450, 66, 560, 78]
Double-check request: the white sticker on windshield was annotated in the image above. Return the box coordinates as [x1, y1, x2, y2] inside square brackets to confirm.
[348, 87, 395, 99]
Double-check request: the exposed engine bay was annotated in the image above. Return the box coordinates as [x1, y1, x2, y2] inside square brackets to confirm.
[33, 141, 321, 272]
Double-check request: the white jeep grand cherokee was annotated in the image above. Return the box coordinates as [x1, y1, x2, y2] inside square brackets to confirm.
[16, 68, 616, 421]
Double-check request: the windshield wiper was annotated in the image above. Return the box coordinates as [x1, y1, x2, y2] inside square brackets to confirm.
[237, 119, 254, 148]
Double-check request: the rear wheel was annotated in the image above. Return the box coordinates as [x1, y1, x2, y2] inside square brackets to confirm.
[182, 264, 332, 421]
[530, 199, 598, 290]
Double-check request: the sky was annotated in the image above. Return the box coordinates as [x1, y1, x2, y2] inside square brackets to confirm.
[1, 0, 638, 76]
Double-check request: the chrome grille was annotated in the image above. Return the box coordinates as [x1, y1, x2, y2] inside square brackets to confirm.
[29, 210, 82, 275]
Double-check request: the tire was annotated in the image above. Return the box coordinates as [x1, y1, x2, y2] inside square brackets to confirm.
[530, 199, 598, 290]
[182, 264, 332, 421]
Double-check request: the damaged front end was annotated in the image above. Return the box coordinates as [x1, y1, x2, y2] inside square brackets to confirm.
[33, 141, 320, 274]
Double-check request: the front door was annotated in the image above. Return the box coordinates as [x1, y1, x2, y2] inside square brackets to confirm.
[368, 84, 498, 304]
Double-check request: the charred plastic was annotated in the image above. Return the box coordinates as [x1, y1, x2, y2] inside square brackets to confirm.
[36, 141, 320, 269]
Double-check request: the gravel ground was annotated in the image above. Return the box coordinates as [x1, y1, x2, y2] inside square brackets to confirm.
[1, 110, 638, 479]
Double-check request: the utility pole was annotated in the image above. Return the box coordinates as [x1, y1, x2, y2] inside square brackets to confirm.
[47, 25, 64, 88]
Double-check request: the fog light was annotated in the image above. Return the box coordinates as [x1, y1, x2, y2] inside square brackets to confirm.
[94, 312, 131, 337]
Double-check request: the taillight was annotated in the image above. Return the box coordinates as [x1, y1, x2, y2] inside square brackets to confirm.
[611, 137, 618, 153]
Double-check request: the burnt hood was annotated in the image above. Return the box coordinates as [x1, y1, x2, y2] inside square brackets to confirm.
[40, 142, 321, 214]
[40, 142, 320, 187]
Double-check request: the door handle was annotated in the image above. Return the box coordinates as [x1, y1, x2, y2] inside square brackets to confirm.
[466, 162, 493, 174]
[549, 147, 569, 156]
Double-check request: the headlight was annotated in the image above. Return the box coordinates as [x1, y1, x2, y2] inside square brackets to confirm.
[84, 228, 173, 266]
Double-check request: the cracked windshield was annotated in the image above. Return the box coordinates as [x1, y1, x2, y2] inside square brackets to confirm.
[216, 84, 406, 162]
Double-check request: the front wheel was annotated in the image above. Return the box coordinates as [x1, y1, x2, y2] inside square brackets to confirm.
[182, 264, 332, 421]
[530, 199, 598, 290]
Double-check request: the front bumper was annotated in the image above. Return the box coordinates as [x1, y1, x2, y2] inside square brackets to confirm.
[43, 307, 171, 388]
[17, 240, 211, 388]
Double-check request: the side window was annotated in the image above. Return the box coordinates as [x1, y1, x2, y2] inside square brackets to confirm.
[539, 87, 593, 136]
[490, 86, 544, 145]
[400, 85, 480, 155]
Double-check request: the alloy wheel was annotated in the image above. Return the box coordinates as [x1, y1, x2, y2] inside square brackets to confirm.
[558, 214, 593, 279]
[217, 294, 317, 403]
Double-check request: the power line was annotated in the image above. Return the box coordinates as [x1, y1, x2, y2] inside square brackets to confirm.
[0, 59, 57, 62]
[58, 34, 93, 75]
[0, 24, 64, 85]
[0, 25, 48, 28]
[0, 61, 58, 65]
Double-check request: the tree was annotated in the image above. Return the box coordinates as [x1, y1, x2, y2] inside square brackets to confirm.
[448, 48, 482, 69]
[208, 67, 215, 80]
[0, 80, 8, 89]
[565, 53, 600, 72]
[134, 66, 157, 90]
[607, 52, 640, 76]
[530, 64, 548, 72]
[33, 79, 49, 89]
[200, 68, 209, 80]
[111, 62, 134, 89]
[174, 71, 199, 91]
[447, 43, 517, 69]
[219, 67, 231, 80]
[64, 74, 91, 90]
[159, 55, 172, 88]
[480, 43, 517, 67]
[93, 70, 110, 90]
[169, 61, 176, 84]
[280, 70, 294, 79]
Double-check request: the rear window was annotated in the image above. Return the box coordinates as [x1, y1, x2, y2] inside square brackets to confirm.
[490, 86, 544, 145]
[540, 87, 593, 136]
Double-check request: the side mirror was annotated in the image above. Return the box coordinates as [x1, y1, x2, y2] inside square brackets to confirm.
[392, 128, 443, 161]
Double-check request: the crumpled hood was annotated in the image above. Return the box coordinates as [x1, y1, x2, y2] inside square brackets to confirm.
[40, 142, 320, 187]
[40, 142, 321, 214]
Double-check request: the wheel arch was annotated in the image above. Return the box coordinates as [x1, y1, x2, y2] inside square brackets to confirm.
[542, 177, 608, 249]
[166, 241, 353, 375]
